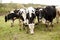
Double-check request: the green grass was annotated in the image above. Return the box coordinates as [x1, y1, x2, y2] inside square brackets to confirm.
[0, 15, 60, 40]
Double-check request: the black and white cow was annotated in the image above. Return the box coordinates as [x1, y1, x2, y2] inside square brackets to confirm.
[35, 7, 41, 23]
[39, 6, 56, 31]
[26, 7, 36, 34]
[5, 8, 28, 31]
[5, 9, 20, 27]
[56, 6, 60, 23]
[35, 7, 44, 23]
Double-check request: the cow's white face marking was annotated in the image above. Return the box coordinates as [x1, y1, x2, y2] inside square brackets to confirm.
[28, 23, 35, 34]
[27, 7, 35, 17]
[39, 8, 43, 19]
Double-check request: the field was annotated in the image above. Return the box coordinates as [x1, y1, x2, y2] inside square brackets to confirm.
[0, 15, 60, 40]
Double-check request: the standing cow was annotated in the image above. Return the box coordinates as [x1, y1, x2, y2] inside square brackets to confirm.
[39, 6, 56, 31]
[56, 6, 60, 23]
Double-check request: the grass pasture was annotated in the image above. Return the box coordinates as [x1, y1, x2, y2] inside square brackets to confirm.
[0, 15, 60, 40]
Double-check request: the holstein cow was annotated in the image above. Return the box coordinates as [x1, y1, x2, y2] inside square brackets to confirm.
[5, 9, 27, 30]
[56, 6, 60, 23]
[5, 9, 20, 27]
[39, 6, 56, 31]
[35, 7, 44, 23]
[26, 7, 36, 34]
[35, 7, 41, 23]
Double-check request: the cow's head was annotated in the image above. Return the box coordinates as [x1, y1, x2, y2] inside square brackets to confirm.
[14, 9, 20, 14]
[35, 8, 40, 15]
[5, 15, 8, 22]
[38, 8, 44, 21]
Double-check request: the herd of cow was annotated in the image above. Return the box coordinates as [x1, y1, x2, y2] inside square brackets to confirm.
[5, 5, 60, 34]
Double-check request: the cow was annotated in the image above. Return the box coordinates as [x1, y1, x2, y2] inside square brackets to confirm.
[35, 7, 44, 23]
[56, 6, 60, 23]
[5, 8, 29, 30]
[5, 9, 20, 27]
[35, 7, 41, 23]
[26, 7, 36, 34]
[39, 6, 56, 31]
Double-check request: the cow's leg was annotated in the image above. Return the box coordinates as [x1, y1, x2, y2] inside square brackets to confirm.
[49, 22, 54, 31]
[28, 23, 35, 34]
[19, 19, 24, 30]
[11, 20, 14, 27]
[45, 20, 49, 31]
[46, 21, 53, 31]
[35, 16, 39, 25]
[25, 19, 29, 33]
[37, 15, 42, 23]
[25, 25, 29, 34]
[23, 20, 28, 30]
[19, 19, 21, 30]
[51, 22, 53, 27]
[37, 16, 39, 23]
[56, 14, 59, 23]
[56, 11, 60, 23]
[48, 22, 52, 31]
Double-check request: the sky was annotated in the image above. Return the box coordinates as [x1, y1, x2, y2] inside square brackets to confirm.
[2, 0, 60, 5]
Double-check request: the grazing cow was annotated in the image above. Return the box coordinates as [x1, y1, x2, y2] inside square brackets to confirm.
[39, 6, 56, 31]
[5, 13, 20, 27]
[5, 9, 20, 25]
[26, 7, 36, 34]
[5, 8, 27, 30]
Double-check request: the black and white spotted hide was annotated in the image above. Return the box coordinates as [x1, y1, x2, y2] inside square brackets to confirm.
[26, 7, 36, 34]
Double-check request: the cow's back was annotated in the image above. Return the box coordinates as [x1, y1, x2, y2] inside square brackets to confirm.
[43, 6, 56, 22]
